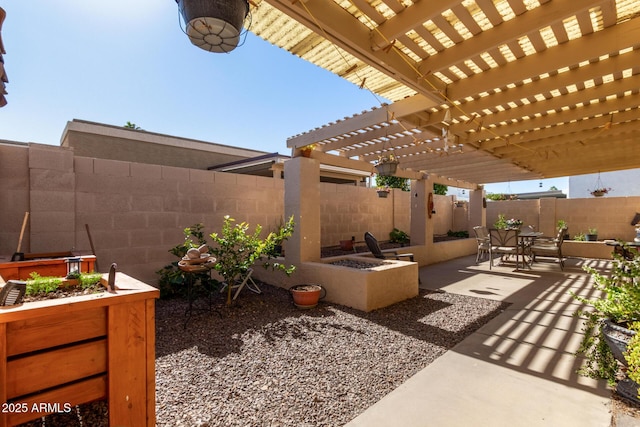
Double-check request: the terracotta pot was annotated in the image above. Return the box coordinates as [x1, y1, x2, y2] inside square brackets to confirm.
[339, 240, 353, 251]
[290, 284, 325, 309]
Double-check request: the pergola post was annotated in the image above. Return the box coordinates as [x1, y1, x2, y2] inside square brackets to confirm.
[284, 156, 321, 264]
[410, 177, 434, 255]
[468, 186, 486, 231]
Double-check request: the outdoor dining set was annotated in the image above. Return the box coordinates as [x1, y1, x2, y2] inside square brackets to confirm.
[473, 225, 567, 271]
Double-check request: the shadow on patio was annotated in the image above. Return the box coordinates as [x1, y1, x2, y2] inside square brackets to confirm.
[348, 255, 614, 427]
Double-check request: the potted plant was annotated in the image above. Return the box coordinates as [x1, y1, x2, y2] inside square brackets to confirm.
[289, 284, 325, 309]
[590, 187, 611, 197]
[376, 186, 391, 198]
[505, 218, 523, 230]
[494, 214, 508, 229]
[557, 219, 569, 240]
[585, 228, 598, 241]
[571, 249, 640, 400]
[374, 154, 399, 176]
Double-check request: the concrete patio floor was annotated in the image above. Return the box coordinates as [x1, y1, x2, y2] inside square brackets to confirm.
[346, 255, 616, 427]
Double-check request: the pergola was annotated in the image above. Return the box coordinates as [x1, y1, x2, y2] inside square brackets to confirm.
[249, 0, 640, 186]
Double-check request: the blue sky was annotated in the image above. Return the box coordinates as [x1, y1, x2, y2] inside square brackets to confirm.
[0, 0, 566, 194]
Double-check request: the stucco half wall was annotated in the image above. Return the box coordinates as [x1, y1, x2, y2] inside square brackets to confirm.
[252, 256, 419, 312]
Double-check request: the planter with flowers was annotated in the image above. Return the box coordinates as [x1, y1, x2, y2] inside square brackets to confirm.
[494, 214, 523, 230]
[374, 154, 399, 176]
[376, 187, 391, 198]
[590, 187, 611, 197]
[506, 218, 523, 230]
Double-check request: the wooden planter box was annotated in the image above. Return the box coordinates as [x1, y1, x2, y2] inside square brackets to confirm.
[0, 272, 159, 427]
[0, 254, 96, 281]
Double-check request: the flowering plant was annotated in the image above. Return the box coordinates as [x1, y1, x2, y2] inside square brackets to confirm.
[589, 187, 611, 196]
[506, 218, 523, 229]
[375, 153, 398, 165]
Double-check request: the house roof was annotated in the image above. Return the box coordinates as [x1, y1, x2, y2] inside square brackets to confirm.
[249, 0, 640, 185]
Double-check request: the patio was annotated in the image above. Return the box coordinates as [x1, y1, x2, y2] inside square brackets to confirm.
[154, 254, 636, 426]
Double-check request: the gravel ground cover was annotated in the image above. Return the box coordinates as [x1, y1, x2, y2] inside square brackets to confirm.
[154, 284, 508, 426]
[16, 282, 507, 427]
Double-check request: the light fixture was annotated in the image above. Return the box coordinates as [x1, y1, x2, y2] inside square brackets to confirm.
[66, 257, 82, 277]
[176, 0, 250, 53]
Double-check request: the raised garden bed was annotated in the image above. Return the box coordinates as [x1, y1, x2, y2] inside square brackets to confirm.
[0, 253, 96, 282]
[0, 271, 158, 427]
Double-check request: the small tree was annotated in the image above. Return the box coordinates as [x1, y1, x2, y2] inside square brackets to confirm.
[210, 216, 296, 305]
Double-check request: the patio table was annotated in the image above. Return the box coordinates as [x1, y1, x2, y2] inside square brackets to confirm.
[605, 240, 640, 260]
[178, 260, 218, 328]
[518, 231, 544, 270]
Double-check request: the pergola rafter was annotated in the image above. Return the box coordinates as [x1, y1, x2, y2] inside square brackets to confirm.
[250, 0, 640, 184]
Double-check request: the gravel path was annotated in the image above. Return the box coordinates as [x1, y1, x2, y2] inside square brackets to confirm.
[154, 284, 507, 427]
[16, 283, 507, 427]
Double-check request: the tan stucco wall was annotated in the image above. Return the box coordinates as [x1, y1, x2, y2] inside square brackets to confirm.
[487, 196, 640, 242]
[0, 143, 426, 285]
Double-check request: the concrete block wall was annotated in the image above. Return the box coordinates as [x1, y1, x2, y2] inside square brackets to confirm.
[487, 197, 640, 241]
[72, 156, 286, 283]
[319, 184, 412, 246]
[432, 196, 469, 235]
[0, 144, 30, 254]
[29, 144, 77, 253]
[555, 197, 639, 240]
[1, 144, 421, 284]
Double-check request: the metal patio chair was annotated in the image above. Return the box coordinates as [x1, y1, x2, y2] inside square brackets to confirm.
[489, 228, 522, 270]
[530, 227, 567, 270]
[473, 226, 490, 264]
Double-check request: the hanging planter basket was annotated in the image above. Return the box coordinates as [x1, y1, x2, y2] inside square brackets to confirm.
[374, 160, 399, 177]
[377, 190, 390, 198]
[177, 0, 249, 53]
[588, 172, 611, 198]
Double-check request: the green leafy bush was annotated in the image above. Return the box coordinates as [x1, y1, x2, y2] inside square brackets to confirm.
[447, 230, 469, 238]
[389, 228, 410, 244]
[572, 250, 640, 384]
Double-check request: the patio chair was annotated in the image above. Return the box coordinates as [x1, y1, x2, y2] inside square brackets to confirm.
[488, 228, 522, 270]
[530, 227, 567, 270]
[472, 226, 490, 264]
[219, 268, 261, 301]
[364, 232, 420, 283]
